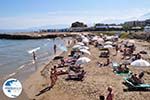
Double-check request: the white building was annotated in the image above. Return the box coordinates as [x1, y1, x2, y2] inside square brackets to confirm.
[144, 26, 150, 32]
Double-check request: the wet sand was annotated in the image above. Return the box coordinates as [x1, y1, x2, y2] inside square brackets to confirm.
[24, 38, 150, 100]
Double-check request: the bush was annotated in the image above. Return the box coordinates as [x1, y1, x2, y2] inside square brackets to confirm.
[95, 32, 115, 36]
[120, 32, 128, 39]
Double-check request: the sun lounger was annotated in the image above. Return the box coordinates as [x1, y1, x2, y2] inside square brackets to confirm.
[114, 71, 131, 76]
[67, 70, 86, 81]
[123, 77, 150, 89]
[99, 51, 109, 57]
[112, 62, 120, 69]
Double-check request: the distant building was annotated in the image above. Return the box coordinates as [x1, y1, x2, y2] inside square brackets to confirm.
[131, 26, 142, 30]
[95, 24, 122, 30]
[69, 27, 89, 32]
[144, 26, 150, 32]
[95, 25, 108, 29]
[108, 26, 123, 29]
[124, 21, 146, 27]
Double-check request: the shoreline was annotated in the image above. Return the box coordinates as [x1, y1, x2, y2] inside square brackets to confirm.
[23, 39, 74, 99]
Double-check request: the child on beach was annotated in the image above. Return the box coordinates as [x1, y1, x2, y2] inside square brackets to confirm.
[106, 86, 114, 100]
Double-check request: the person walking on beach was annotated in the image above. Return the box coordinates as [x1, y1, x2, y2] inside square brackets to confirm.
[68, 40, 71, 46]
[53, 44, 57, 54]
[122, 48, 127, 59]
[106, 86, 114, 100]
[50, 66, 58, 88]
[115, 44, 119, 56]
[32, 51, 36, 63]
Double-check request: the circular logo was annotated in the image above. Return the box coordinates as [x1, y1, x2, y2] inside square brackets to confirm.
[2, 78, 22, 98]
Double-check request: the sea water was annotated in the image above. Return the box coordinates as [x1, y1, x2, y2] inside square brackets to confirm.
[0, 37, 69, 81]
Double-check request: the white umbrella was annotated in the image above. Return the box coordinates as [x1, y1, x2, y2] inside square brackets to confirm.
[81, 35, 86, 39]
[77, 42, 85, 46]
[97, 38, 104, 43]
[73, 45, 89, 50]
[80, 49, 91, 55]
[128, 40, 135, 44]
[106, 36, 112, 40]
[76, 57, 91, 65]
[104, 41, 113, 45]
[92, 36, 98, 41]
[72, 45, 82, 49]
[131, 59, 150, 67]
[82, 38, 89, 43]
[80, 46, 89, 50]
[104, 45, 113, 49]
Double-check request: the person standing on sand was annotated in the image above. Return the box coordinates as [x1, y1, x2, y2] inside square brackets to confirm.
[32, 51, 36, 63]
[122, 48, 127, 59]
[50, 66, 58, 88]
[54, 44, 57, 54]
[106, 86, 114, 100]
[68, 40, 70, 46]
[115, 44, 119, 56]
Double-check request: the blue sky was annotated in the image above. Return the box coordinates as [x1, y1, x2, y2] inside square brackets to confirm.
[0, 0, 150, 29]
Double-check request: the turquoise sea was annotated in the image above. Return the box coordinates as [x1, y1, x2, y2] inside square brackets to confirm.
[0, 37, 69, 81]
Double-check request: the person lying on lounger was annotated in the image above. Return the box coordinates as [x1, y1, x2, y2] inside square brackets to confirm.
[128, 72, 144, 85]
[113, 64, 129, 73]
[58, 58, 77, 67]
[57, 58, 66, 67]
[67, 70, 86, 81]
[69, 64, 82, 73]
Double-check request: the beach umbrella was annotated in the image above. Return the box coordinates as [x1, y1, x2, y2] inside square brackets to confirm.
[82, 38, 89, 43]
[77, 42, 85, 46]
[131, 59, 150, 67]
[76, 57, 91, 65]
[80, 46, 89, 50]
[97, 38, 104, 43]
[106, 36, 112, 40]
[128, 40, 135, 44]
[79, 49, 91, 55]
[72, 45, 89, 50]
[81, 35, 86, 39]
[104, 45, 113, 49]
[104, 41, 113, 45]
[92, 36, 99, 41]
[72, 45, 82, 49]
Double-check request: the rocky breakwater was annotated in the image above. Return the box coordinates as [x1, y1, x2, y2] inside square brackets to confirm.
[0, 32, 78, 40]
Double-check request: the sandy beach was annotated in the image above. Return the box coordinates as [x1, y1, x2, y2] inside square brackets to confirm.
[23, 34, 150, 100]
